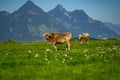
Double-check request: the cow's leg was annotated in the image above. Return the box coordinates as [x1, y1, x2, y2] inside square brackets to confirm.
[87, 38, 89, 44]
[52, 43, 57, 51]
[86, 40, 89, 44]
[81, 39, 83, 44]
[54, 46, 57, 51]
[66, 41, 70, 50]
[85, 39, 89, 44]
[81, 41, 83, 44]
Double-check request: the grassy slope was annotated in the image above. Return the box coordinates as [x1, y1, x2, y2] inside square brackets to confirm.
[0, 40, 120, 80]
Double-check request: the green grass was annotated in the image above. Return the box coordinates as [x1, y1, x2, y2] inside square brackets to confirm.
[0, 40, 120, 80]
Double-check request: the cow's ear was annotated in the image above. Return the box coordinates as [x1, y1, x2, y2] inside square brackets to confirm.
[43, 33, 49, 37]
[43, 33, 52, 38]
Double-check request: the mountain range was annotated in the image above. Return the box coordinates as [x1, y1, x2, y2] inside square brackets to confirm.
[0, 0, 120, 42]
[104, 22, 120, 36]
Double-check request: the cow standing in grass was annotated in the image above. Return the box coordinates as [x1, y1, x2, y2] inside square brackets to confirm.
[78, 33, 89, 43]
[43, 32, 72, 51]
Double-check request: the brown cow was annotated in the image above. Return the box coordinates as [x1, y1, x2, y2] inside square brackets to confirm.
[43, 32, 72, 51]
[78, 33, 89, 43]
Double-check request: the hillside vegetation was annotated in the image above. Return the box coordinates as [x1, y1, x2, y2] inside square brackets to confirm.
[0, 40, 120, 80]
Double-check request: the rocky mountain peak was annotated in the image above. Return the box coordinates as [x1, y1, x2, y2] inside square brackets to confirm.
[72, 10, 88, 18]
[48, 4, 71, 21]
[55, 4, 65, 11]
[17, 0, 45, 14]
[51, 4, 70, 14]
[71, 10, 91, 22]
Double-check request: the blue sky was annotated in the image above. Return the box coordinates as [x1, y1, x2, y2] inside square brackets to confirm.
[0, 0, 120, 24]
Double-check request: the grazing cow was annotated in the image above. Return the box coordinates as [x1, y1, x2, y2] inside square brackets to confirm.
[43, 32, 72, 51]
[78, 33, 89, 43]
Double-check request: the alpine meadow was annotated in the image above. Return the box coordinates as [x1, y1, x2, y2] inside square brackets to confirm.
[0, 39, 120, 80]
[0, 0, 120, 80]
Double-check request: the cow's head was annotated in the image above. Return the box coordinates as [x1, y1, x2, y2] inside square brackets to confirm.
[43, 33, 52, 40]
[78, 35, 82, 40]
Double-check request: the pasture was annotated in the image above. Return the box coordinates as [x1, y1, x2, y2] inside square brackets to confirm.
[0, 39, 120, 80]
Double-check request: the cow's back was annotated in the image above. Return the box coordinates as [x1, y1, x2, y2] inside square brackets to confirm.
[50, 32, 71, 43]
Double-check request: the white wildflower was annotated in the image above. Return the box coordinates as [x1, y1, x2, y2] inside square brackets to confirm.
[70, 57, 72, 60]
[45, 55, 47, 58]
[83, 49, 88, 53]
[96, 54, 99, 56]
[6, 53, 9, 56]
[108, 48, 112, 52]
[112, 47, 117, 50]
[64, 54, 67, 57]
[56, 58, 58, 61]
[101, 55, 104, 57]
[34, 54, 39, 58]
[111, 53, 114, 56]
[48, 61, 51, 64]
[84, 53, 87, 56]
[44, 58, 48, 61]
[56, 53, 59, 56]
[62, 58, 66, 63]
[104, 60, 108, 62]
[28, 50, 32, 53]
[86, 55, 89, 58]
[97, 47, 101, 50]
[102, 51, 105, 54]
[46, 49, 51, 52]
[55, 55, 57, 58]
